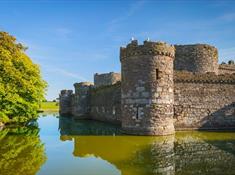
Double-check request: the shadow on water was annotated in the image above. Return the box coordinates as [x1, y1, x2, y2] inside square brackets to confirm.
[59, 116, 121, 136]
[59, 116, 235, 175]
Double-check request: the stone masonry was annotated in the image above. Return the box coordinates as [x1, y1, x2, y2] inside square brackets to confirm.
[174, 44, 218, 74]
[59, 90, 73, 115]
[94, 72, 121, 87]
[120, 40, 175, 135]
[59, 39, 235, 136]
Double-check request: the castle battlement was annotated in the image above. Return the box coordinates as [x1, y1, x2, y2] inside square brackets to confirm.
[120, 40, 175, 61]
[219, 61, 235, 74]
[174, 71, 235, 84]
[60, 89, 73, 96]
[74, 82, 94, 87]
[59, 39, 235, 136]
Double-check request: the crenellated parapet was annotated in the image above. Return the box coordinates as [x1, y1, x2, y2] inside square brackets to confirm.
[120, 40, 175, 61]
[74, 82, 94, 94]
[174, 71, 235, 84]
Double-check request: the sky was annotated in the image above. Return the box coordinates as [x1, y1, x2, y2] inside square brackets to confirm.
[0, 0, 235, 100]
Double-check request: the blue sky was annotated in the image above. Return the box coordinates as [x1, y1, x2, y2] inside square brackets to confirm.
[0, 0, 235, 100]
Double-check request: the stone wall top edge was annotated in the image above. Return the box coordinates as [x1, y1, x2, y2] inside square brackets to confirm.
[94, 72, 120, 76]
[174, 71, 235, 84]
[120, 40, 175, 60]
[92, 81, 121, 92]
[60, 89, 73, 94]
[174, 43, 217, 50]
[74, 82, 94, 87]
[219, 64, 235, 70]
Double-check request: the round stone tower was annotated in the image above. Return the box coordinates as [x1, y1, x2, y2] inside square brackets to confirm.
[120, 40, 175, 135]
[73, 82, 94, 117]
[59, 89, 73, 116]
[174, 44, 218, 74]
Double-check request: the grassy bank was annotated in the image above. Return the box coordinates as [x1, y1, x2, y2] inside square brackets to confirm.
[39, 102, 59, 112]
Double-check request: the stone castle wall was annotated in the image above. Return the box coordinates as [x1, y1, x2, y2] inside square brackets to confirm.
[218, 63, 235, 74]
[174, 44, 218, 74]
[71, 82, 94, 118]
[94, 72, 121, 87]
[174, 71, 235, 130]
[90, 82, 121, 124]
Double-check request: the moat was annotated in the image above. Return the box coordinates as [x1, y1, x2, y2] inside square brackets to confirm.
[1, 113, 235, 175]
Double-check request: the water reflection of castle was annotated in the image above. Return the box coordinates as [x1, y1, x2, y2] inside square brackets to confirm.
[59, 116, 235, 175]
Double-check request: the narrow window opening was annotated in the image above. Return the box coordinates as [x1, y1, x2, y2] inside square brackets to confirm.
[156, 69, 159, 80]
[136, 106, 139, 119]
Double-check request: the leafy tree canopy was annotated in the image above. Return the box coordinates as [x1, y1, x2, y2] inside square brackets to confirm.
[0, 31, 47, 124]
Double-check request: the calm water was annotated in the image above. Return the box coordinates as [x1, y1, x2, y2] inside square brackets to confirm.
[0, 113, 235, 175]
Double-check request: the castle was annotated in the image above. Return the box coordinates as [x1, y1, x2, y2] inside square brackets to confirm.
[59, 40, 235, 136]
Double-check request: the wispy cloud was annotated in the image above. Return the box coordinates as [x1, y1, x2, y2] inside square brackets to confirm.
[218, 12, 235, 22]
[55, 27, 72, 38]
[107, 0, 147, 32]
[71, 52, 109, 61]
[44, 65, 88, 81]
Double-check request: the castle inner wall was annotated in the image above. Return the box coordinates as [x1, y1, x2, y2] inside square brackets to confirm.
[218, 64, 235, 74]
[174, 72, 235, 130]
[89, 83, 121, 124]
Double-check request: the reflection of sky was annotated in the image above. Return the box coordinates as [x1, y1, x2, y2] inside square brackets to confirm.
[37, 115, 120, 175]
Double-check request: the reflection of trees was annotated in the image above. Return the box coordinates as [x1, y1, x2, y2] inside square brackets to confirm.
[0, 126, 46, 175]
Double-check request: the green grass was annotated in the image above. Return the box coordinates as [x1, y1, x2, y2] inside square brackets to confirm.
[39, 102, 59, 112]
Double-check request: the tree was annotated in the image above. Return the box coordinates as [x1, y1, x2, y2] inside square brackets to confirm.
[0, 31, 47, 124]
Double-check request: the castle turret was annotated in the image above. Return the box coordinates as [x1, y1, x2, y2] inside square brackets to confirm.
[120, 40, 175, 135]
[73, 82, 94, 117]
[174, 44, 218, 74]
[59, 90, 73, 116]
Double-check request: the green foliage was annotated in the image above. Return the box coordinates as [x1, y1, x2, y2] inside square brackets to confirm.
[0, 126, 46, 175]
[0, 111, 9, 123]
[0, 31, 47, 124]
